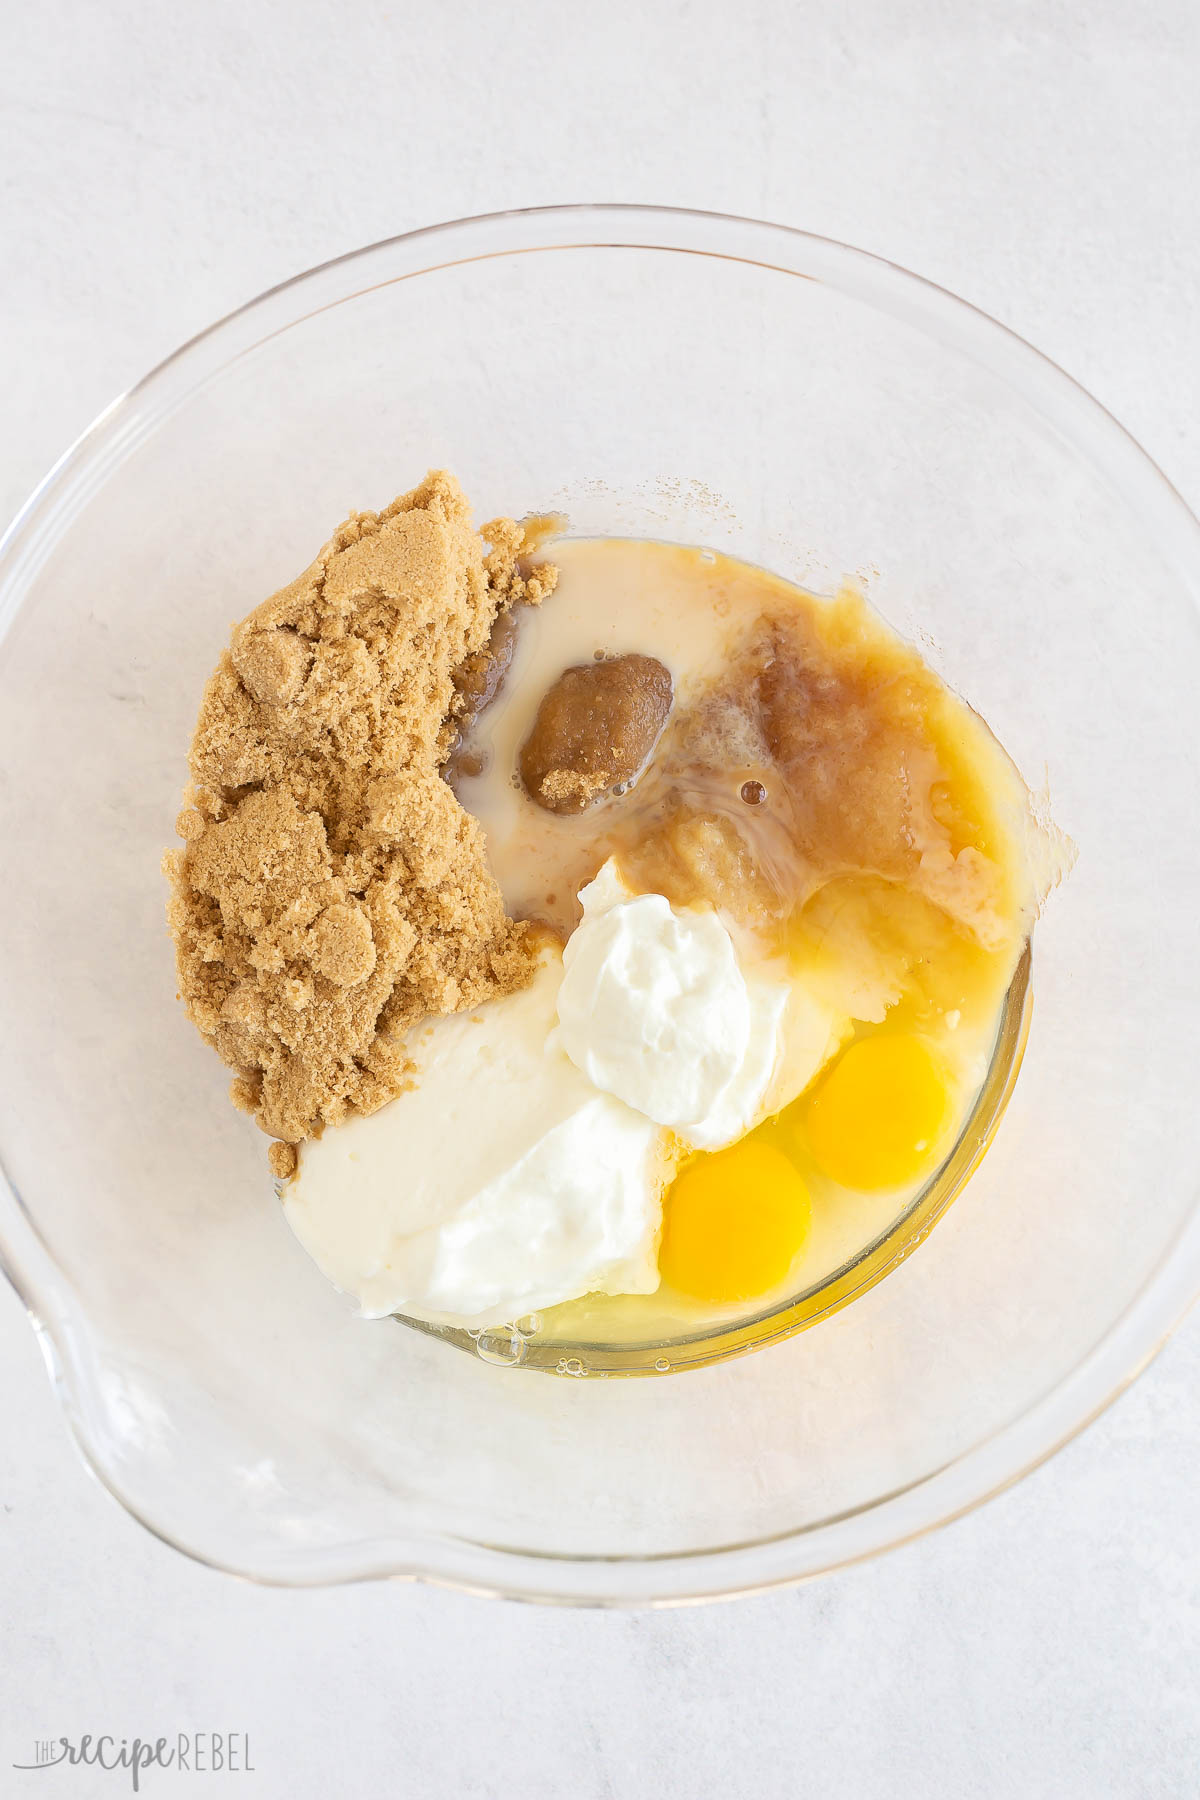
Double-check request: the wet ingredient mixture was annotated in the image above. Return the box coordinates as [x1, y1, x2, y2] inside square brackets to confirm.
[166, 478, 1060, 1345]
[447, 536, 1058, 1337]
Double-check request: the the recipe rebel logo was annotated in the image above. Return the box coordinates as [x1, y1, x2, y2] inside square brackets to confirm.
[12, 1734, 254, 1790]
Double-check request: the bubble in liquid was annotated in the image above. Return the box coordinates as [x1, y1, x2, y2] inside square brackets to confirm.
[516, 1313, 543, 1337]
[740, 779, 767, 806]
[475, 1325, 526, 1366]
[654, 1358, 670, 1373]
[556, 1357, 586, 1378]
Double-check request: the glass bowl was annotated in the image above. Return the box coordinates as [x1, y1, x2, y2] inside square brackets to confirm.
[2, 206, 1199, 1604]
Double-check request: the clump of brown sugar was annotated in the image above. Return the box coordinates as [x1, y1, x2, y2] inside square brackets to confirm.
[164, 471, 556, 1151]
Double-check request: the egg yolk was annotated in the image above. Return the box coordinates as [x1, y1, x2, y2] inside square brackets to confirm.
[658, 1139, 812, 1303]
[803, 1033, 953, 1191]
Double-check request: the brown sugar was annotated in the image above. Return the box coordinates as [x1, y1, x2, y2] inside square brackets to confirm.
[519, 654, 673, 815]
[164, 471, 556, 1149]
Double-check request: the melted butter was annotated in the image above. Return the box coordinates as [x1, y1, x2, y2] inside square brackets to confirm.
[455, 537, 748, 932]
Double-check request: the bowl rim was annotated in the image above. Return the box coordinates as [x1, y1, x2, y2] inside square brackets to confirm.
[3, 202, 1200, 1605]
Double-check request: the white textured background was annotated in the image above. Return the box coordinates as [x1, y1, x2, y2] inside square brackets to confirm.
[2, 2, 1199, 1794]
